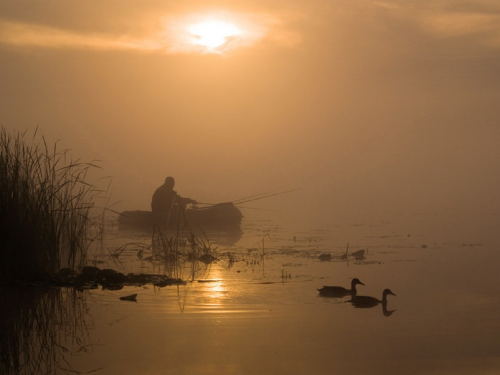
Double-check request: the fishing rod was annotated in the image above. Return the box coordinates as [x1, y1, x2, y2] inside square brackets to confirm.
[189, 188, 301, 208]
[234, 188, 302, 205]
[232, 191, 276, 204]
[236, 206, 282, 213]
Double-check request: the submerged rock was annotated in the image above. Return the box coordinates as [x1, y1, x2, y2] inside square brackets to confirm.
[120, 293, 137, 301]
[3, 265, 185, 291]
[198, 253, 217, 264]
[99, 269, 126, 284]
[318, 253, 332, 261]
[58, 268, 76, 277]
[154, 278, 185, 287]
[81, 266, 100, 281]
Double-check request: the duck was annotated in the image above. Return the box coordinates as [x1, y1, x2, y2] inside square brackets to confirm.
[349, 288, 396, 308]
[317, 278, 365, 297]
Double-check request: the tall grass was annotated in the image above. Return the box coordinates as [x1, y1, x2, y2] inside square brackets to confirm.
[0, 128, 103, 280]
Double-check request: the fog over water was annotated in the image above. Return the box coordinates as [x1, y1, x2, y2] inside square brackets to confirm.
[1, 0, 500, 230]
[3, 4, 500, 373]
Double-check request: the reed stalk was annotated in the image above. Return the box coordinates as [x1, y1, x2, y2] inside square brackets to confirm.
[0, 128, 103, 280]
[150, 220, 219, 281]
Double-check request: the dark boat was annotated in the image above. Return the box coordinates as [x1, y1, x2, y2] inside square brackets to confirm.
[118, 202, 243, 233]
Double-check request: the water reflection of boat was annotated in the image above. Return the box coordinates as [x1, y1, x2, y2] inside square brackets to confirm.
[317, 278, 365, 297]
[201, 228, 243, 247]
[118, 202, 243, 246]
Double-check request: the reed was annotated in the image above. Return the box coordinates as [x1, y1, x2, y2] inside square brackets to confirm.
[152, 226, 184, 279]
[0, 128, 103, 280]
[150, 222, 219, 281]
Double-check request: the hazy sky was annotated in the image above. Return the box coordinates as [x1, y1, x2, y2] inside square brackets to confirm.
[1, 0, 499, 224]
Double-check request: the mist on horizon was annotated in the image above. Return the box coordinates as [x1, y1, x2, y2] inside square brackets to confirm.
[1, 0, 499, 228]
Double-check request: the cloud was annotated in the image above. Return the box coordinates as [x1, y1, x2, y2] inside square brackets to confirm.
[421, 12, 500, 47]
[374, 0, 500, 49]
[0, 21, 149, 51]
[0, 9, 300, 55]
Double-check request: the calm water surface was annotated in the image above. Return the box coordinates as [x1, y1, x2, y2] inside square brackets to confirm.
[11, 213, 500, 374]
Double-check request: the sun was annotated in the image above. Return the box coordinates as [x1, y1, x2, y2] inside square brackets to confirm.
[187, 20, 241, 50]
[163, 12, 269, 54]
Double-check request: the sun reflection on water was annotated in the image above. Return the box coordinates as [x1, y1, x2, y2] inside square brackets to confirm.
[202, 269, 227, 307]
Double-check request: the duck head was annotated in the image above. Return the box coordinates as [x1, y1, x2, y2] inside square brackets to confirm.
[383, 289, 397, 298]
[352, 278, 365, 286]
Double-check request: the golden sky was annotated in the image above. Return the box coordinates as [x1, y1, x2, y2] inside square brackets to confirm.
[1, 0, 500, 222]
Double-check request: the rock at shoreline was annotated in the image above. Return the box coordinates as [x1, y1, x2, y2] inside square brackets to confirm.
[2, 266, 185, 290]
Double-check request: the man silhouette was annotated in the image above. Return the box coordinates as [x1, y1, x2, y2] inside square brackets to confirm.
[151, 176, 197, 213]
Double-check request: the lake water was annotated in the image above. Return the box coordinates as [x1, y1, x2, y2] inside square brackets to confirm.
[3, 212, 500, 375]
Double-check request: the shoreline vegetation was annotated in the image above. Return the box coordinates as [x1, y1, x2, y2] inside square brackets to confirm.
[0, 128, 102, 281]
[0, 127, 108, 375]
[0, 127, 220, 287]
[0, 128, 220, 375]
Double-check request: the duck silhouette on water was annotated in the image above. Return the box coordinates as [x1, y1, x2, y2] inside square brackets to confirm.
[317, 278, 365, 298]
[348, 288, 397, 316]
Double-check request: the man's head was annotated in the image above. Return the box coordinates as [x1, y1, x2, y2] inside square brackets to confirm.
[164, 176, 175, 188]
